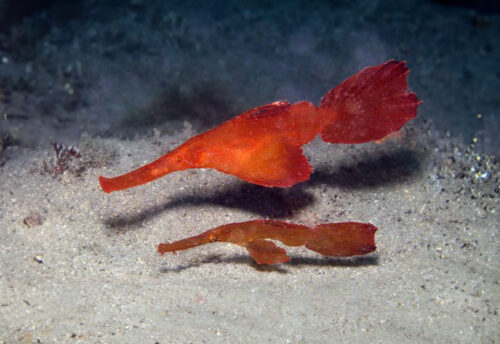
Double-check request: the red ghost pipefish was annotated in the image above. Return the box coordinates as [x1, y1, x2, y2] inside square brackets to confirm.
[158, 220, 377, 265]
[99, 60, 420, 193]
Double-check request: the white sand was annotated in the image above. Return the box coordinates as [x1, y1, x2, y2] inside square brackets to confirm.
[0, 125, 497, 343]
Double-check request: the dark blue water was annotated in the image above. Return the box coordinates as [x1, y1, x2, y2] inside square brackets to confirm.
[0, 0, 498, 155]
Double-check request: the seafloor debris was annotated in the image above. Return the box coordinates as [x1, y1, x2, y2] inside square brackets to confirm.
[40, 136, 118, 177]
[0, 134, 9, 167]
[0, 134, 10, 153]
[41, 142, 81, 176]
[52, 142, 81, 174]
[434, 137, 498, 216]
[23, 212, 43, 227]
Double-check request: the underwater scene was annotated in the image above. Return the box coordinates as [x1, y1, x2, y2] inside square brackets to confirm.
[0, 0, 498, 343]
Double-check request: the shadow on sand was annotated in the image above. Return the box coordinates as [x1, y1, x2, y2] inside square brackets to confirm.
[159, 253, 379, 273]
[103, 147, 422, 231]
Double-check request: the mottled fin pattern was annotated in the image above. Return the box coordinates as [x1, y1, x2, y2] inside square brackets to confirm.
[320, 60, 421, 144]
[158, 220, 377, 265]
[305, 223, 377, 257]
[244, 239, 290, 264]
[230, 143, 312, 187]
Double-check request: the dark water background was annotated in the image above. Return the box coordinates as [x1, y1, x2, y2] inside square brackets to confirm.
[0, 0, 498, 155]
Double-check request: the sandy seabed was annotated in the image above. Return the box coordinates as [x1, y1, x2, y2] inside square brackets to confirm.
[0, 124, 498, 343]
[0, 1, 498, 343]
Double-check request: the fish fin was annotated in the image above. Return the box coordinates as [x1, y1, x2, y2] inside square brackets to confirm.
[320, 60, 421, 144]
[225, 140, 312, 187]
[244, 239, 290, 264]
[241, 101, 291, 120]
[306, 222, 377, 257]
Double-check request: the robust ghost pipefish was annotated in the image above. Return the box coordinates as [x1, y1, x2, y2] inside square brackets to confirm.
[158, 220, 377, 265]
[99, 60, 420, 193]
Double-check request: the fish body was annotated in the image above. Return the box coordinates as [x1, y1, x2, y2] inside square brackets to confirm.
[99, 60, 420, 193]
[157, 220, 377, 265]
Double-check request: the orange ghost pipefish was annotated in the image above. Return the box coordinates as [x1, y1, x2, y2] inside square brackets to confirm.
[157, 220, 377, 264]
[99, 60, 420, 193]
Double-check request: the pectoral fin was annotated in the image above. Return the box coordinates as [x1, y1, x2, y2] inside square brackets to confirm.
[227, 141, 312, 187]
[244, 239, 290, 264]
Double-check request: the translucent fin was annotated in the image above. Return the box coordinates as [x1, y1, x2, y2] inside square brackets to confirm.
[244, 239, 290, 264]
[229, 142, 312, 187]
[320, 60, 421, 144]
[306, 222, 377, 257]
